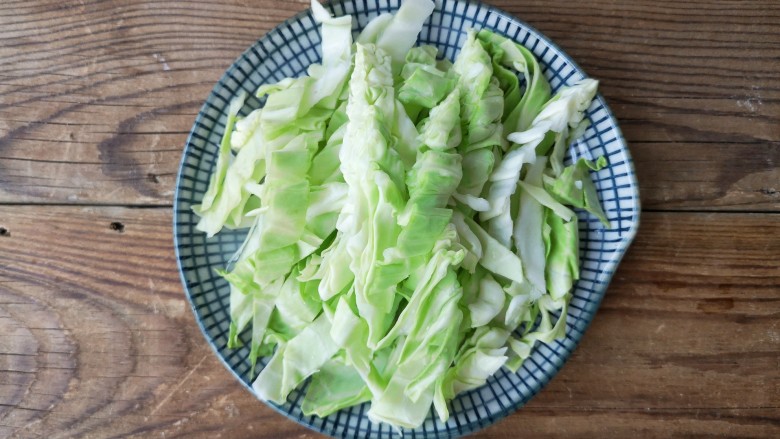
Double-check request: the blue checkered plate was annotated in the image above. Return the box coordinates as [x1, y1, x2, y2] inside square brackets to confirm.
[174, 0, 640, 437]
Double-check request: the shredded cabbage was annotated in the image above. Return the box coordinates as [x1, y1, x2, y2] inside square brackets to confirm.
[193, 0, 610, 431]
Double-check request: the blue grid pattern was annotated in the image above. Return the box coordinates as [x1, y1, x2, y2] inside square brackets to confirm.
[173, 0, 641, 437]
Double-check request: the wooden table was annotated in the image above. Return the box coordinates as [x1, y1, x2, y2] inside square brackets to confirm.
[1, 1, 778, 437]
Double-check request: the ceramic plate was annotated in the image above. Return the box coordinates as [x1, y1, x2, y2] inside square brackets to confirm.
[174, 1, 640, 437]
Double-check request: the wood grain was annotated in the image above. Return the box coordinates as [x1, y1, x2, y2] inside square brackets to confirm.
[0, 207, 777, 438]
[0, 0, 778, 209]
[0, 0, 310, 206]
[632, 142, 779, 211]
[2, 1, 780, 438]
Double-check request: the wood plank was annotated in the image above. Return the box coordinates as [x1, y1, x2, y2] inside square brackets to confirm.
[0, 206, 777, 437]
[633, 142, 779, 211]
[477, 408, 780, 439]
[0, 0, 778, 209]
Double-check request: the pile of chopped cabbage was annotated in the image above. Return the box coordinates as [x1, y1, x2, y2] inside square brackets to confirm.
[193, 0, 609, 430]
